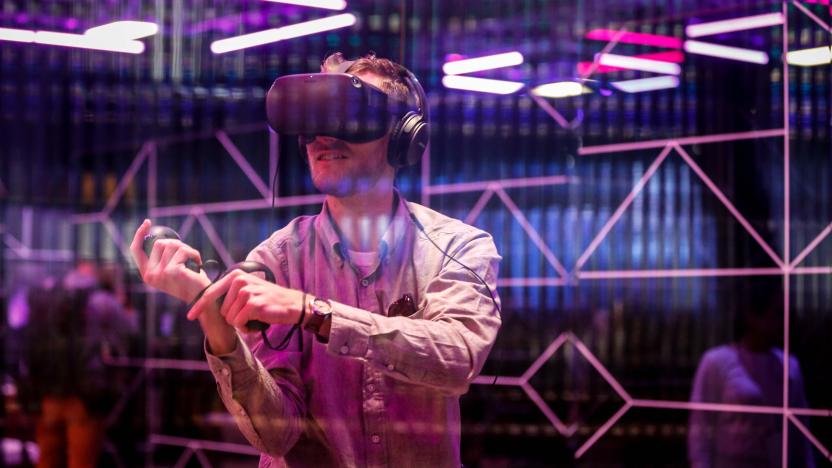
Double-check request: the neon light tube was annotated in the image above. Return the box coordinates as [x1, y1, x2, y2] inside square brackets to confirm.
[442, 52, 524, 75]
[531, 81, 588, 98]
[597, 53, 682, 74]
[577, 50, 684, 75]
[611, 76, 679, 93]
[262, 0, 347, 10]
[35, 31, 145, 53]
[0, 27, 36, 43]
[686, 12, 783, 38]
[786, 46, 832, 66]
[442, 75, 524, 94]
[211, 13, 356, 53]
[684, 40, 769, 64]
[585, 29, 682, 49]
[85, 21, 159, 40]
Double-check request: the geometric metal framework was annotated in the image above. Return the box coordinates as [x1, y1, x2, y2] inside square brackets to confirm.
[64, 1, 832, 465]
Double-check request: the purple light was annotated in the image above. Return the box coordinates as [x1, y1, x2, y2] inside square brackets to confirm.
[686, 12, 783, 38]
[442, 51, 524, 75]
[35, 31, 145, 53]
[441, 75, 524, 95]
[211, 13, 356, 54]
[585, 29, 683, 49]
[597, 53, 682, 75]
[85, 21, 159, 40]
[684, 40, 769, 64]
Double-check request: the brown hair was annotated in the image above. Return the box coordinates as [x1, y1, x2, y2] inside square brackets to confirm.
[321, 52, 411, 102]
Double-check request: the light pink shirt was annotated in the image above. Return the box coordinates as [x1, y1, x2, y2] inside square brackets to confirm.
[205, 193, 502, 467]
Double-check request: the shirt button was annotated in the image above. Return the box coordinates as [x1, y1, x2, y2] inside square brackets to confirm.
[360, 279, 369, 287]
[221, 368, 230, 377]
[386, 363, 394, 371]
[367, 384, 376, 392]
[340, 345, 350, 355]
[371, 434, 381, 444]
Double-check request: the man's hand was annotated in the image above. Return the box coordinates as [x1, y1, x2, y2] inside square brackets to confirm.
[130, 219, 238, 353]
[187, 269, 306, 331]
[129, 219, 210, 303]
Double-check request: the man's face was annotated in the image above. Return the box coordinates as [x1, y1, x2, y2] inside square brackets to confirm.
[306, 71, 395, 197]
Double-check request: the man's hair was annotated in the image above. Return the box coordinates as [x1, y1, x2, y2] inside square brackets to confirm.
[321, 52, 411, 102]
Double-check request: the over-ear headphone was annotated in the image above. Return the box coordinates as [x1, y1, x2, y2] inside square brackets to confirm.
[386, 65, 430, 168]
[298, 61, 430, 169]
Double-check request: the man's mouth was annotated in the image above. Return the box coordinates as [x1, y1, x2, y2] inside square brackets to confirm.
[317, 152, 347, 161]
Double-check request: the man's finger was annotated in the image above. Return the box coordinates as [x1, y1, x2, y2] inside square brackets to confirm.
[170, 246, 203, 276]
[187, 272, 236, 320]
[220, 278, 246, 318]
[129, 219, 152, 273]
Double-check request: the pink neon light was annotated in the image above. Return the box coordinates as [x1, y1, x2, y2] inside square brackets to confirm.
[151, 193, 326, 217]
[522, 382, 574, 435]
[597, 53, 682, 74]
[520, 333, 571, 382]
[464, 189, 494, 225]
[794, 1, 832, 31]
[579, 268, 783, 280]
[611, 75, 679, 93]
[442, 51, 524, 75]
[789, 414, 832, 460]
[585, 29, 682, 49]
[262, 0, 347, 10]
[579, 28, 628, 79]
[575, 402, 632, 458]
[577, 50, 685, 75]
[497, 278, 569, 287]
[571, 337, 631, 401]
[210, 13, 356, 53]
[578, 128, 785, 155]
[575, 145, 673, 270]
[633, 399, 786, 415]
[528, 93, 571, 128]
[216, 131, 272, 199]
[495, 188, 569, 278]
[686, 12, 784, 38]
[425, 175, 575, 195]
[674, 143, 785, 268]
[195, 211, 234, 268]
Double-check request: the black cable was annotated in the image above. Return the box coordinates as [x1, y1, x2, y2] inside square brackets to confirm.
[184, 260, 303, 352]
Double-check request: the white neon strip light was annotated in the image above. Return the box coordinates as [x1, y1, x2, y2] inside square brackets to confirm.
[0, 27, 36, 43]
[786, 46, 832, 66]
[262, 0, 347, 10]
[0, 23, 155, 53]
[211, 13, 356, 53]
[36, 31, 145, 53]
[611, 75, 680, 93]
[531, 81, 588, 98]
[684, 40, 769, 64]
[597, 53, 682, 75]
[686, 12, 784, 38]
[442, 75, 524, 94]
[85, 21, 159, 40]
[442, 51, 524, 75]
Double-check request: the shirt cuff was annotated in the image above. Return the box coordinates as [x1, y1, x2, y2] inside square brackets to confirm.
[326, 300, 374, 359]
[204, 334, 260, 379]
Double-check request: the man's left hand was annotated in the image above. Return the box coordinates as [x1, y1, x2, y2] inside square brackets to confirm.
[187, 269, 305, 330]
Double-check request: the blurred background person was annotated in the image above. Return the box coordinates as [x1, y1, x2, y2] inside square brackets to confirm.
[18, 261, 137, 468]
[688, 286, 814, 468]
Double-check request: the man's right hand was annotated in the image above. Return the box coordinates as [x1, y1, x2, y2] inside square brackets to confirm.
[130, 219, 239, 354]
[129, 219, 210, 303]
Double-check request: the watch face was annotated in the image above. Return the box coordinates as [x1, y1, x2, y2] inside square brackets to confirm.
[311, 297, 332, 316]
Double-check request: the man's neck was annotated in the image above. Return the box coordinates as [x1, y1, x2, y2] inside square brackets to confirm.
[326, 187, 396, 252]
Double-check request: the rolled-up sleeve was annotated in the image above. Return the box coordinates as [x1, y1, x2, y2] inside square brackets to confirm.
[205, 333, 306, 457]
[327, 231, 501, 395]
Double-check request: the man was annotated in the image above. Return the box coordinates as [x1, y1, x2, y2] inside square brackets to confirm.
[130, 52, 501, 467]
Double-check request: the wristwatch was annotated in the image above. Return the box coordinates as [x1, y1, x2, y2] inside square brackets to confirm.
[303, 296, 333, 337]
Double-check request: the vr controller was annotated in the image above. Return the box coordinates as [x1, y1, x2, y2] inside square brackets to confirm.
[143, 225, 271, 332]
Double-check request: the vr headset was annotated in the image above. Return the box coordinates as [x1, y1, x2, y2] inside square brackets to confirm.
[266, 69, 430, 168]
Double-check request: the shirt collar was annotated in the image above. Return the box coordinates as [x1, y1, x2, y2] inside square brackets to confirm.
[315, 189, 411, 265]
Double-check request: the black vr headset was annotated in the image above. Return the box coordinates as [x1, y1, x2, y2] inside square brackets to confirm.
[265, 62, 430, 168]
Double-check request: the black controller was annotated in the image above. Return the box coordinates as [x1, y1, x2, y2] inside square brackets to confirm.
[143, 225, 270, 332]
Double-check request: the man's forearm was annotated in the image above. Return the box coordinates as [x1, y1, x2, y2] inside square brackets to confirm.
[198, 303, 239, 354]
